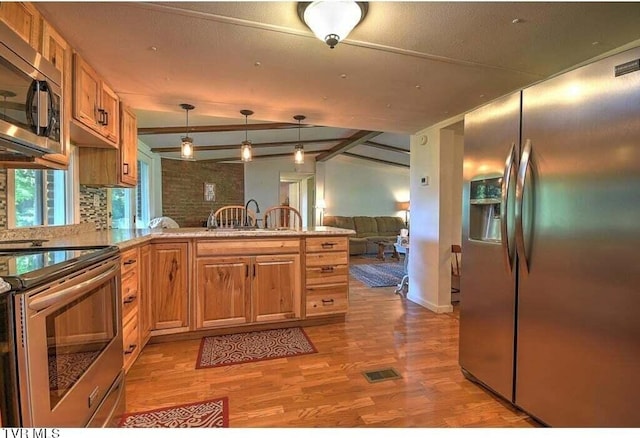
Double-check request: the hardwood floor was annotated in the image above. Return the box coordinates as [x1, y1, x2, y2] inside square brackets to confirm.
[125, 256, 536, 427]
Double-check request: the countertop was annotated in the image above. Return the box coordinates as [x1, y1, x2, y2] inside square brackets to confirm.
[37, 226, 355, 250]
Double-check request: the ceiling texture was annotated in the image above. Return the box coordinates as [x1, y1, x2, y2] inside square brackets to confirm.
[38, 2, 640, 165]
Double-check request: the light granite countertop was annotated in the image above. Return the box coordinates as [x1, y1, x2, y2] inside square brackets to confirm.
[35, 226, 355, 250]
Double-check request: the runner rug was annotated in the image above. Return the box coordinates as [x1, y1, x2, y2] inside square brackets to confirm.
[349, 262, 405, 287]
[196, 327, 317, 369]
[120, 397, 229, 428]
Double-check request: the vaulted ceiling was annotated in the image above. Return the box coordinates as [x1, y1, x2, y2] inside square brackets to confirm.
[37, 2, 640, 165]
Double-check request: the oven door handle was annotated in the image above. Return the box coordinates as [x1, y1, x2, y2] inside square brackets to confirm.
[28, 262, 119, 312]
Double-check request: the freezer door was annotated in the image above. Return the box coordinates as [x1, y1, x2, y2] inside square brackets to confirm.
[516, 47, 640, 426]
[459, 91, 520, 401]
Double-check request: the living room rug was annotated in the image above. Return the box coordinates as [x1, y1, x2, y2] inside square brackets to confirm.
[120, 397, 228, 428]
[350, 262, 406, 287]
[196, 327, 317, 369]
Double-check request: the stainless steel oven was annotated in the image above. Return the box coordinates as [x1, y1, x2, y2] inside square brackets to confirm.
[0, 246, 124, 427]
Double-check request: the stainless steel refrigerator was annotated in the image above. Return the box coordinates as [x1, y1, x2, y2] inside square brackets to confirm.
[459, 47, 640, 427]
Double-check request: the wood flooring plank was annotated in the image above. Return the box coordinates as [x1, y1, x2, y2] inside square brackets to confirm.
[124, 256, 537, 427]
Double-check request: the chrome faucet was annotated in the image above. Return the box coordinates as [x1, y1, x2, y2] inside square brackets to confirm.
[245, 198, 260, 226]
[206, 207, 217, 229]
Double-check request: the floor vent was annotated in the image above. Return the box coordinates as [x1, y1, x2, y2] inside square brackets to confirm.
[362, 368, 402, 383]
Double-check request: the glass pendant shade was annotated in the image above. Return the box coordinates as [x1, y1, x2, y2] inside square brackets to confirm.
[302, 1, 365, 48]
[241, 140, 252, 162]
[181, 136, 193, 159]
[294, 144, 304, 164]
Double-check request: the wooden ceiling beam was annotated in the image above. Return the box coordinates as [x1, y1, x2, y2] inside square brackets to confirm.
[150, 138, 344, 153]
[196, 151, 324, 163]
[342, 152, 409, 168]
[138, 122, 315, 135]
[315, 130, 382, 162]
[364, 140, 410, 155]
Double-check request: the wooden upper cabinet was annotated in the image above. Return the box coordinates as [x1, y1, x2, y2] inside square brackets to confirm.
[119, 105, 137, 186]
[0, 2, 41, 50]
[78, 103, 137, 187]
[71, 53, 119, 148]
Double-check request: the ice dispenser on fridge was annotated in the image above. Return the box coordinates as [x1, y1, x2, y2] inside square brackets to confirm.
[469, 177, 502, 242]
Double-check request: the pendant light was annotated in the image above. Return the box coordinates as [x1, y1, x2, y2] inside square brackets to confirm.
[240, 109, 254, 162]
[298, 1, 368, 49]
[179, 103, 195, 160]
[293, 114, 306, 164]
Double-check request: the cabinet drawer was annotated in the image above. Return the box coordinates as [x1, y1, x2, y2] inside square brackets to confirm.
[120, 248, 138, 276]
[305, 237, 348, 253]
[197, 239, 300, 256]
[306, 285, 348, 316]
[306, 264, 348, 286]
[122, 310, 139, 370]
[121, 269, 138, 323]
[305, 251, 348, 267]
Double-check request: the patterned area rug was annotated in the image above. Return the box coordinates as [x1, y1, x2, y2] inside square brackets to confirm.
[350, 262, 406, 287]
[120, 397, 228, 428]
[196, 327, 317, 369]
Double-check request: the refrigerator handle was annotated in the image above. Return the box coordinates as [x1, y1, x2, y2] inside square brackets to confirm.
[515, 139, 532, 273]
[501, 143, 516, 272]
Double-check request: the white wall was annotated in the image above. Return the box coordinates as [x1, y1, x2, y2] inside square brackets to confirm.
[244, 157, 315, 219]
[408, 116, 464, 313]
[321, 154, 409, 217]
[451, 133, 464, 245]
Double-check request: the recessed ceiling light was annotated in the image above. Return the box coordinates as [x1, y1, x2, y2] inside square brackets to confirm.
[479, 94, 486, 98]
[150, 46, 158, 51]
[386, 103, 392, 108]
[592, 41, 600, 46]
[512, 18, 523, 24]
[254, 61, 261, 67]
[340, 73, 347, 79]
[415, 85, 422, 89]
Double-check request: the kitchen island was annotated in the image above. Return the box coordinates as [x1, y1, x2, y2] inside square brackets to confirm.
[41, 226, 354, 371]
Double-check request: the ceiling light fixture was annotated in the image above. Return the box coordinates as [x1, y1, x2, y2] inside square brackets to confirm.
[240, 109, 254, 162]
[293, 114, 306, 164]
[298, 1, 368, 49]
[179, 103, 195, 160]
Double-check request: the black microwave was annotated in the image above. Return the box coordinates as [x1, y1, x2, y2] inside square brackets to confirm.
[0, 21, 63, 159]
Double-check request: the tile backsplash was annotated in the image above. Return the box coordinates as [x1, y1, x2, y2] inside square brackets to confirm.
[0, 169, 7, 230]
[79, 185, 108, 230]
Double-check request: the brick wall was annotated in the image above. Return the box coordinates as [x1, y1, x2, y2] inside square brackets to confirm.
[161, 158, 244, 227]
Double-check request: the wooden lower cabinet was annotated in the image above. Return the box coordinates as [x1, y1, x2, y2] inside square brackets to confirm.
[304, 237, 349, 318]
[120, 246, 140, 373]
[194, 240, 302, 330]
[150, 242, 189, 331]
[253, 254, 301, 322]
[195, 256, 251, 329]
[139, 244, 152, 345]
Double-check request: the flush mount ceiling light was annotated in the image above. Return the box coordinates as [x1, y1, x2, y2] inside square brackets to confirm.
[240, 109, 254, 162]
[179, 103, 195, 160]
[293, 114, 306, 164]
[298, 1, 368, 49]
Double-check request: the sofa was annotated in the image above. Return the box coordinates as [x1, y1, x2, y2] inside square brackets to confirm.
[323, 215, 405, 256]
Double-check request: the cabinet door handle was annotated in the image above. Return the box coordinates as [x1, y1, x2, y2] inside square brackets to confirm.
[320, 266, 335, 273]
[124, 344, 137, 355]
[123, 259, 136, 265]
[104, 110, 109, 126]
[321, 299, 334, 306]
[245, 265, 249, 278]
[321, 242, 336, 249]
[253, 265, 256, 278]
[123, 163, 129, 175]
[123, 295, 136, 304]
[97, 108, 106, 125]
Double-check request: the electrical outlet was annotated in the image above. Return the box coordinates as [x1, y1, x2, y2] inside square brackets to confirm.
[420, 176, 430, 186]
[93, 194, 100, 207]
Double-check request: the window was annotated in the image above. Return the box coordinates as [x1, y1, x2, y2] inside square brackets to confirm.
[11, 169, 67, 227]
[109, 159, 151, 229]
